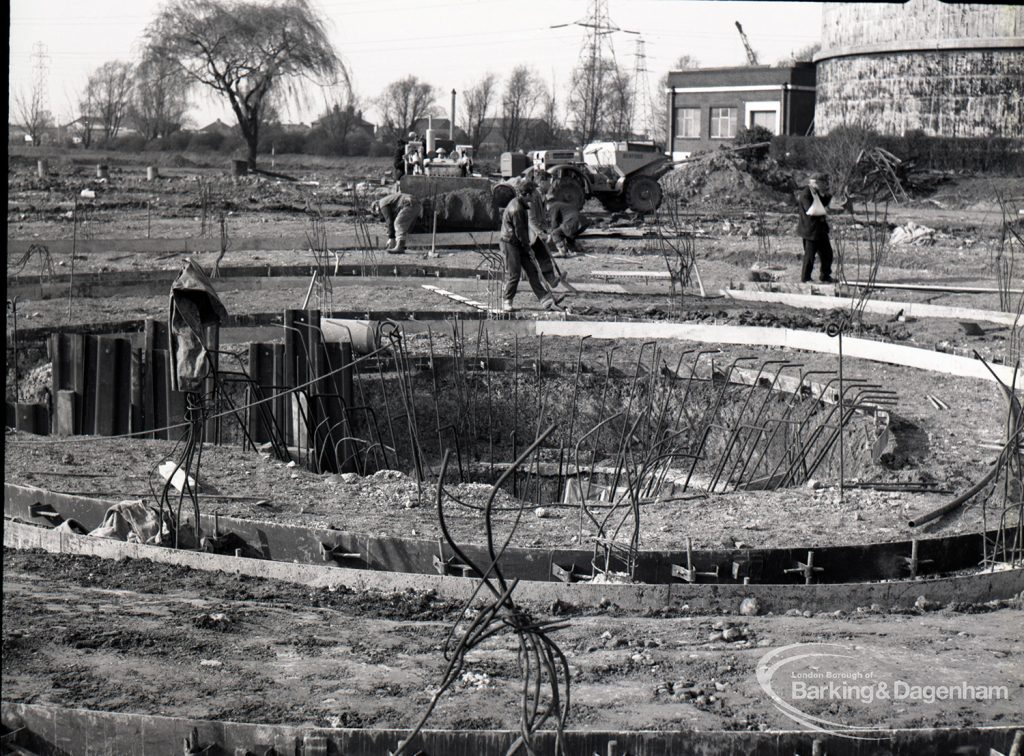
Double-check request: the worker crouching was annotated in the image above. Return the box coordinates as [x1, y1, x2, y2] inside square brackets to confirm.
[371, 191, 423, 254]
[547, 198, 590, 258]
[500, 181, 564, 313]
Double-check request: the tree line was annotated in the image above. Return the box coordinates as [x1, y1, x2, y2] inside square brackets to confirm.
[12, 0, 687, 167]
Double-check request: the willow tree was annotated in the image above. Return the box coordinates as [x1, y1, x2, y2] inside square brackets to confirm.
[145, 0, 345, 168]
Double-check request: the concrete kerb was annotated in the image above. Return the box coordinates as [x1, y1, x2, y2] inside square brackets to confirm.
[530, 320, 1021, 385]
[2, 702, 1022, 756]
[6, 520, 1023, 613]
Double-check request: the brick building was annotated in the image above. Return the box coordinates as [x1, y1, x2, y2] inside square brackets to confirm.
[665, 64, 816, 160]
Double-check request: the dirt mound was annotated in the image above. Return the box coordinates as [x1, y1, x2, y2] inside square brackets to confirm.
[663, 151, 795, 209]
[431, 188, 499, 231]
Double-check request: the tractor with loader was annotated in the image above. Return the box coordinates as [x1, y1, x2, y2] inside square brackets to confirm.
[497, 141, 672, 214]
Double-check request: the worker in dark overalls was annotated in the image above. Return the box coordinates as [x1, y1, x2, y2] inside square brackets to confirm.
[500, 180, 564, 312]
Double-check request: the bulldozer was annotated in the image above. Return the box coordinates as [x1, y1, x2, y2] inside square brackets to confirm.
[498, 141, 672, 213]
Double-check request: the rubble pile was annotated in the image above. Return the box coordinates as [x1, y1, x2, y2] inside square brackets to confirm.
[662, 151, 796, 209]
[429, 188, 500, 231]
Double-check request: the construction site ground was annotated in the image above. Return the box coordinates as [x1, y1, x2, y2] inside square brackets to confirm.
[3, 550, 1022, 733]
[5, 149, 1023, 740]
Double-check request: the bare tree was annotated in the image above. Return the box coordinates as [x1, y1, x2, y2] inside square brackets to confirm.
[525, 79, 562, 147]
[499, 65, 541, 151]
[462, 72, 497, 152]
[314, 92, 363, 153]
[606, 63, 633, 140]
[74, 86, 97, 148]
[777, 42, 821, 66]
[377, 76, 436, 141]
[145, 0, 346, 169]
[653, 54, 701, 145]
[566, 54, 619, 143]
[84, 61, 135, 144]
[12, 86, 52, 145]
[130, 53, 190, 140]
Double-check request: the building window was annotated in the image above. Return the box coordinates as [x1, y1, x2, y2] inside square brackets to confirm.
[710, 107, 737, 139]
[750, 110, 778, 133]
[674, 107, 700, 139]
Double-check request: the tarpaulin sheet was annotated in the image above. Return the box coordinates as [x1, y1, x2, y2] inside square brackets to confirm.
[168, 259, 227, 392]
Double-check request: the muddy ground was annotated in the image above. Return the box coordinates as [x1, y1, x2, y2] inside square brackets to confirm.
[3, 550, 1022, 733]
[5, 149, 1023, 738]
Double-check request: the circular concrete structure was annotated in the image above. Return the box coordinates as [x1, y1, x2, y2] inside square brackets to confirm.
[814, 0, 1024, 137]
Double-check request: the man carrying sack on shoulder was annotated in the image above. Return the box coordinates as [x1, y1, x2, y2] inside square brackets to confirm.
[795, 172, 845, 283]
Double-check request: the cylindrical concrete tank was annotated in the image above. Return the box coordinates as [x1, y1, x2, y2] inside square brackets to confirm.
[814, 0, 1024, 137]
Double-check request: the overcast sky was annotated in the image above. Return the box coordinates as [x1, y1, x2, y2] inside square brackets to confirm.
[9, 0, 823, 128]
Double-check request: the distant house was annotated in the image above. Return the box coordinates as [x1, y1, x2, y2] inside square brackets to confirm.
[8, 124, 33, 144]
[311, 111, 377, 141]
[476, 117, 552, 153]
[410, 117, 467, 143]
[665, 63, 816, 160]
[198, 119, 236, 138]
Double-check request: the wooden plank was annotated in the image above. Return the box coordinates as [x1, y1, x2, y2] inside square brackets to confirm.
[246, 343, 267, 444]
[114, 337, 132, 435]
[94, 336, 118, 436]
[48, 334, 66, 433]
[7, 517, 1024, 619]
[80, 336, 98, 435]
[202, 325, 220, 442]
[68, 334, 86, 434]
[272, 342, 287, 442]
[56, 390, 78, 436]
[141, 345, 155, 439]
[322, 341, 348, 473]
[15, 403, 42, 434]
[151, 349, 169, 439]
[130, 347, 143, 434]
[307, 309, 324, 465]
[166, 352, 187, 439]
[592, 269, 671, 279]
[283, 309, 297, 447]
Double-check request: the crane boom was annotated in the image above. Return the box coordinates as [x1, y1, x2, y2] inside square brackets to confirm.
[734, 21, 759, 66]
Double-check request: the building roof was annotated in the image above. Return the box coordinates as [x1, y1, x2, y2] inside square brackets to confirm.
[198, 119, 235, 135]
[667, 62, 815, 89]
